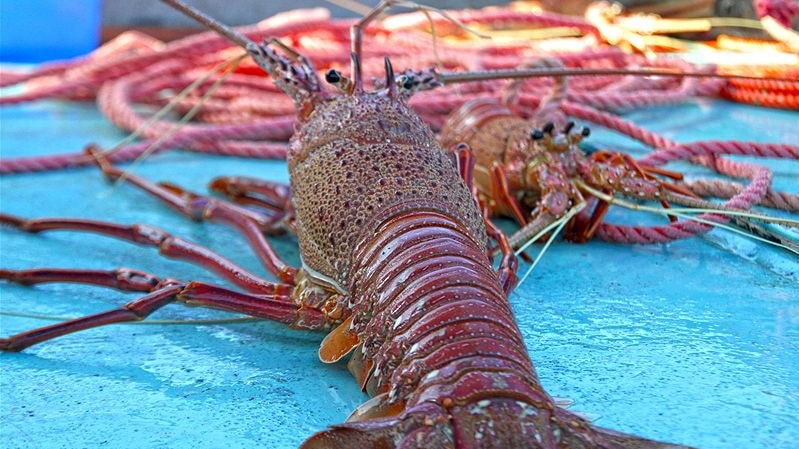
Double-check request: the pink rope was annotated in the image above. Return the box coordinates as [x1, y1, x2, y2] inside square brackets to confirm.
[685, 178, 799, 211]
[755, 0, 799, 26]
[561, 102, 676, 148]
[0, 137, 289, 174]
[641, 141, 799, 165]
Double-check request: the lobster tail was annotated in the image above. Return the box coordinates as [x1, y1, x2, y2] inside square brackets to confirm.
[299, 417, 403, 449]
[589, 430, 695, 449]
[447, 399, 698, 449]
[298, 206, 698, 449]
[301, 403, 696, 449]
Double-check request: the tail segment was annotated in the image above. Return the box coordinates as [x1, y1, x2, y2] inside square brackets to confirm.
[299, 403, 698, 449]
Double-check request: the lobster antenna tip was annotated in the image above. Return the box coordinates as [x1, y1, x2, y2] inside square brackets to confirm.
[437, 67, 798, 84]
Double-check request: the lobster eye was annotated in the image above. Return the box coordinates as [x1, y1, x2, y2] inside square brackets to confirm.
[542, 122, 555, 135]
[581, 127, 591, 137]
[398, 75, 415, 90]
[564, 121, 575, 134]
[325, 69, 342, 84]
[530, 130, 545, 141]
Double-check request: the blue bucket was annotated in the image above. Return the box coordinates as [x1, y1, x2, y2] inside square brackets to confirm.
[0, 0, 102, 62]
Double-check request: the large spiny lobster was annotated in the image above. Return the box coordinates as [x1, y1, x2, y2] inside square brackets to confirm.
[1, 1, 798, 449]
[0, 0, 734, 447]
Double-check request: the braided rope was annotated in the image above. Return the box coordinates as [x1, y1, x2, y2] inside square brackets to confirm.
[684, 178, 799, 211]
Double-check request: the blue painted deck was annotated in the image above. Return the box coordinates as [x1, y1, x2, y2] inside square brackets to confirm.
[0, 88, 797, 448]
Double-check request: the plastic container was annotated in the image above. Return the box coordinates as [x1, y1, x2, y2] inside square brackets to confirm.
[0, 0, 102, 62]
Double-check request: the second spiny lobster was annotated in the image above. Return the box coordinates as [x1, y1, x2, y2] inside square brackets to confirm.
[440, 57, 799, 250]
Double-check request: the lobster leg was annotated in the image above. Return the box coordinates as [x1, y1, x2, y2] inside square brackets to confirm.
[480, 204, 519, 294]
[161, 181, 292, 235]
[488, 162, 530, 226]
[0, 214, 288, 294]
[209, 176, 292, 214]
[209, 176, 296, 234]
[87, 146, 297, 283]
[449, 144, 519, 294]
[0, 280, 327, 352]
[507, 201, 584, 249]
[1, 267, 165, 292]
[567, 150, 711, 242]
[568, 196, 610, 243]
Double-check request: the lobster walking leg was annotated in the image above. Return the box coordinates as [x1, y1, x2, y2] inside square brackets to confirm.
[487, 162, 530, 227]
[449, 143, 518, 294]
[1, 214, 286, 294]
[88, 146, 297, 283]
[0, 280, 327, 352]
[210, 176, 293, 212]
[208, 176, 297, 234]
[1, 267, 164, 292]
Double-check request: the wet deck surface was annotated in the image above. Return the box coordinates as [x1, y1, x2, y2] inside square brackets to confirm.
[1, 95, 798, 448]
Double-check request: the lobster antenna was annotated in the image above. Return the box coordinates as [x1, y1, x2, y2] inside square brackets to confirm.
[391, 1, 491, 70]
[612, 205, 799, 227]
[418, 7, 441, 69]
[160, 0, 255, 49]
[574, 180, 799, 227]
[516, 203, 585, 285]
[392, 0, 489, 39]
[438, 67, 799, 84]
[349, 0, 489, 89]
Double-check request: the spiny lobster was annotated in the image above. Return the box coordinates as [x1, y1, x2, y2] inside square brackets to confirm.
[0, 0, 796, 447]
[440, 56, 799, 251]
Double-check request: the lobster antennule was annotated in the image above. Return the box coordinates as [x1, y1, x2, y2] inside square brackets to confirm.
[351, 52, 364, 93]
[385, 56, 398, 97]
